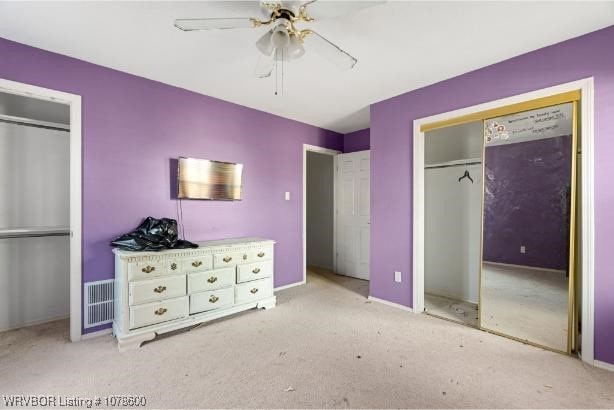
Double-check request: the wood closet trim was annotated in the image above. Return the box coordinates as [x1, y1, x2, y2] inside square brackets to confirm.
[420, 90, 581, 132]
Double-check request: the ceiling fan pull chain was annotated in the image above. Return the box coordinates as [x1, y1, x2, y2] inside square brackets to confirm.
[274, 48, 278, 96]
[281, 49, 284, 96]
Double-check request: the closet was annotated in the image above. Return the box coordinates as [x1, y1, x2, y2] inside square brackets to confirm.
[424, 121, 483, 326]
[0, 91, 70, 332]
[422, 91, 581, 355]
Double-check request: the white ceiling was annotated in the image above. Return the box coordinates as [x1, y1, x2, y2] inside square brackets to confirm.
[0, 1, 612, 133]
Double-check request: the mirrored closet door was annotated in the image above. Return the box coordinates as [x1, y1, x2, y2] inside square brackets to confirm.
[479, 102, 578, 353]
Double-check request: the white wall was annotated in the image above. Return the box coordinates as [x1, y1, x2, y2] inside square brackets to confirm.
[424, 121, 483, 304]
[0, 123, 69, 228]
[306, 151, 334, 270]
[425, 164, 482, 303]
[0, 91, 69, 124]
[425, 121, 483, 165]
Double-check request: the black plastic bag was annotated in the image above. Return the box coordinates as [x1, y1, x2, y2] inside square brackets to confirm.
[110, 216, 198, 252]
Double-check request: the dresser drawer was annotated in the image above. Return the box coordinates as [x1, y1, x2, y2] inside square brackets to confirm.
[188, 268, 235, 293]
[129, 275, 186, 306]
[237, 261, 273, 283]
[183, 255, 213, 273]
[235, 278, 273, 304]
[213, 252, 245, 268]
[129, 296, 188, 329]
[248, 246, 273, 262]
[128, 260, 165, 280]
[164, 258, 183, 274]
[190, 286, 234, 314]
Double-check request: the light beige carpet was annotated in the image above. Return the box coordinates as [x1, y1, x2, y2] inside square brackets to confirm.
[1, 269, 613, 409]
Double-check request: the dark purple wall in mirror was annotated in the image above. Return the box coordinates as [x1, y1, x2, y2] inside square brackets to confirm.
[482, 135, 572, 270]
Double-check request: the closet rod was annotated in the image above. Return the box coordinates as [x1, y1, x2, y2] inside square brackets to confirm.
[0, 115, 69, 132]
[0, 228, 70, 239]
[425, 161, 482, 170]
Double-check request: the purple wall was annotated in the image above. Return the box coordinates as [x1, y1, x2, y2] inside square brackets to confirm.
[370, 25, 614, 364]
[483, 136, 572, 270]
[0, 37, 342, 333]
[343, 128, 370, 153]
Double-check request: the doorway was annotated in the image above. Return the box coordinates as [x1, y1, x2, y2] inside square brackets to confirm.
[0, 78, 82, 342]
[302, 145, 371, 291]
[306, 151, 335, 272]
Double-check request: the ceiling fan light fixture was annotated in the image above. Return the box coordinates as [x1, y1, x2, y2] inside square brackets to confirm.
[256, 29, 274, 56]
[287, 34, 305, 60]
[270, 23, 290, 49]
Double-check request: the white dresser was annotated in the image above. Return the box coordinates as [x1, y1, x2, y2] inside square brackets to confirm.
[112, 237, 276, 351]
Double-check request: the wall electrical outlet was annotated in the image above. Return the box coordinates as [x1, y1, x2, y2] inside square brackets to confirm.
[520, 245, 526, 254]
[394, 271, 402, 283]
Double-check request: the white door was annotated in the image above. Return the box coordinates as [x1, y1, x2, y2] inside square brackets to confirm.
[335, 150, 370, 280]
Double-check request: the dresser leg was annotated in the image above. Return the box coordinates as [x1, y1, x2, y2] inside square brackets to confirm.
[257, 296, 277, 310]
[116, 332, 156, 352]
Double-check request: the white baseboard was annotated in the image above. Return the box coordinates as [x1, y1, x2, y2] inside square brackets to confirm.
[368, 296, 413, 312]
[81, 327, 113, 340]
[594, 359, 614, 372]
[274, 280, 306, 292]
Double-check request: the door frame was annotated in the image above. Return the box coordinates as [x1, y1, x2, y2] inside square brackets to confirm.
[294, 144, 340, 290]
[0, 78, 83, 342]
[412, 78, 595, 365]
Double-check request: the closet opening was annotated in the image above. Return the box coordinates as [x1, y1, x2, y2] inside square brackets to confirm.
[424, 121, 483, 327]
[0, 79, 82, 342]
[0, 91, 70, 334]
[413, 80, 594, 361]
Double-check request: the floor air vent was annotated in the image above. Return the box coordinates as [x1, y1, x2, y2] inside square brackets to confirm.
[84, 279, 114, 328]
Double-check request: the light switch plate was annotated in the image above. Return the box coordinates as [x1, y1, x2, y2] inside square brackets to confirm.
[285, 192, 290, 201]
[520, 245, 526, 254]
[394, 271, 402, 283]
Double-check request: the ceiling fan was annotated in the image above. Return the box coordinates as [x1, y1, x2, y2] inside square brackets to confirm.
[174, 1, 384, 79]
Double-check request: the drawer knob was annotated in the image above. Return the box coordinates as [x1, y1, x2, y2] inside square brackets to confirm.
[257, 252, 265, 258]
[207, 276, 218, 283]
[250, 288, 259, 294]
[243, 254, 248, 260]
[223, 256, 232, 263]
[209, 295, 219, 303]
[192, 261, 203, 267]
[170, 263, 177, 271]
[154, 285, 167, 293]
[252, 268, 261, 274]
[142, 265, 156, 273]
[154, 307, 167, 315]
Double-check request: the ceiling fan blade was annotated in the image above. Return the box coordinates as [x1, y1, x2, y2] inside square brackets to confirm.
[255, 52, 275, 78]
[174, 18, 255, 31]
[301, 1, 385, 20]
[305, 31, 357, 70]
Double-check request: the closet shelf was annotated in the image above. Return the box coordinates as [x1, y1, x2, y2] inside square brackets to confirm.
[425, 158, 482, 169]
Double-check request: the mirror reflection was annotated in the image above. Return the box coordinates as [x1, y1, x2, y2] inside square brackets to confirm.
[480, 103, 575, 352]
